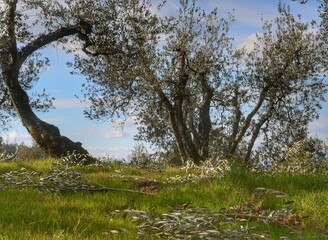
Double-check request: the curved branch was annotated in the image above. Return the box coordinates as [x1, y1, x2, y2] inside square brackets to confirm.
[244, 99, 275, 161]
[18, 20, 92, 64]
[1, 16, 93, 161]
[229, 88, 268, 154]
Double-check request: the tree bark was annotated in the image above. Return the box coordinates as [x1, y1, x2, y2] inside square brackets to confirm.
[228, 89, 268, 155]
[198, 73, 214, 159]
[2, 55, 91, 160]
[244, 102, 274, 161]
[166, 52, 202, 164]
[175, 99, 201, 164]
[158, 90, 188, 162]
[228, 54, 299, 157]
[158, 87, 202, 164]
[228, 85, 242, 152]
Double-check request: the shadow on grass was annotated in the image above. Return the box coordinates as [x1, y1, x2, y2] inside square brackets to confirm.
[227, 164, 328, 194]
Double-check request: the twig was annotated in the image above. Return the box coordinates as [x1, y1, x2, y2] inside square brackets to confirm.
[223, 212, 305, 239]
[1, 183, 154, 195]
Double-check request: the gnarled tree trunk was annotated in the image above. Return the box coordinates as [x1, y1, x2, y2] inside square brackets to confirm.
[198, 73, 214, 159]
[0, 0, 93, 161]
[3, 66, 89, 158]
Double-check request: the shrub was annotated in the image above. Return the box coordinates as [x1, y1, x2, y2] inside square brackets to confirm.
[254, 137, 328, 174]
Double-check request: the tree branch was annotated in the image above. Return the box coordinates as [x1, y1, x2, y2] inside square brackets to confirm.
[0, 0, 19, 66]
[6, 0, 18, 46]
[229, 85, 242, 148]
[245, 99, 275, 160]
[229, 45, 303, 155]
[0, 88, 9, 106]
[229, 89, 268, 154]
[18, 20, 92, 64]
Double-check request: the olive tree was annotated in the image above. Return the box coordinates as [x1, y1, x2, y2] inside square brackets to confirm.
[319, 0, 328, 70]
[76, 1, 326, 164]
[292, 0, 327, 69]
[224, 4, 326, 161]
[0, 0, 155, 160]
[76, 0, 233, 164]
[0, 50, 53, 130]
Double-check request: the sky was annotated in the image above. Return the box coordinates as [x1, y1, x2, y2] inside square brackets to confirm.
[1, 0, 327, 159]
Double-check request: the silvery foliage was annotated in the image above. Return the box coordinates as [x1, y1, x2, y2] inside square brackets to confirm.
[128, 143, 157, 168]
[0, 150, 106, 193]
[199, 157, 231, 177]
[0, 152, 18, 162]
[109, 188, 303, 239]
[276, 138, 328, 173]
[254, 138, 328, 173]
[128, 143, 174, 170]
[319, 0, 328, 71]
[166, 157, 231, 184]
[62, 150, 103, 166]
[0, 145, 18, 162]
[128, 143, 232, 179]
[0, 161, 103, 193]
[75, 0, 233, 163]
[110, 208, 270, 239]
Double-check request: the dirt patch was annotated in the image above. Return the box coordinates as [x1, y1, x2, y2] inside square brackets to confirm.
[129, 178, 162, 193]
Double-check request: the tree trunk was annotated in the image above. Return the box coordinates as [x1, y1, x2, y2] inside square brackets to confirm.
[244, 119, 266, 162]
[228, 61, 294, 157]
[168, 109, 189, 163]
[244, 101, 274, 161]
[228, 89, 268, 155]
[0, 1, 93, 162]
[228, 85, 242, 152]
[198, 74, 214, 159]
[158, 90, 189, 163]
[175, 100, 202, 164]
[158, 89, 202, 164]
[2, 64, 91, 161]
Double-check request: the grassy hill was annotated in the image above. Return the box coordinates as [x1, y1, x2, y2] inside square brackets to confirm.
[0, 158, 327, 239]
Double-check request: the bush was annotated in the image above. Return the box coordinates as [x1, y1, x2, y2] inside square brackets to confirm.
[0, 142, 49, 161]
[254, 137, 328, 173]
[16, 143, 50, 160]
[279, 138, 328, 173]
[128, 143, 153, 168]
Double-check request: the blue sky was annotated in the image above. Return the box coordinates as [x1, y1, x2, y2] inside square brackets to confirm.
[1, 0, 327, 158]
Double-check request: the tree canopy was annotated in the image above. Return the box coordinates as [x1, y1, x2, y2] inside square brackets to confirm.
[0, 0, 326, 164]
[73, 0, 327, 164]
[0, 0, 158, 161]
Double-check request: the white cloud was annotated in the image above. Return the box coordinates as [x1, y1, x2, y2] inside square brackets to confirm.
[208, 0, 277, 28]
[104, 128, 131, 139]
[0, 130, 32, 145]
[42, 117, 71, 124]
[309, 114, 328, 140]
[237, 33, 262, 53]
[104, 128, 124, 139]
[87, 146, 130, 152]
[150, 0, 179, 17]
[69, 123, 136, 140]
[86, 145, 132, 158]
[52, 38, 87, 57]
[53, 98, 88, 109]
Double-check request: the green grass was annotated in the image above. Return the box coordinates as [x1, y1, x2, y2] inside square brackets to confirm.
[0, 159, 327, 239]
